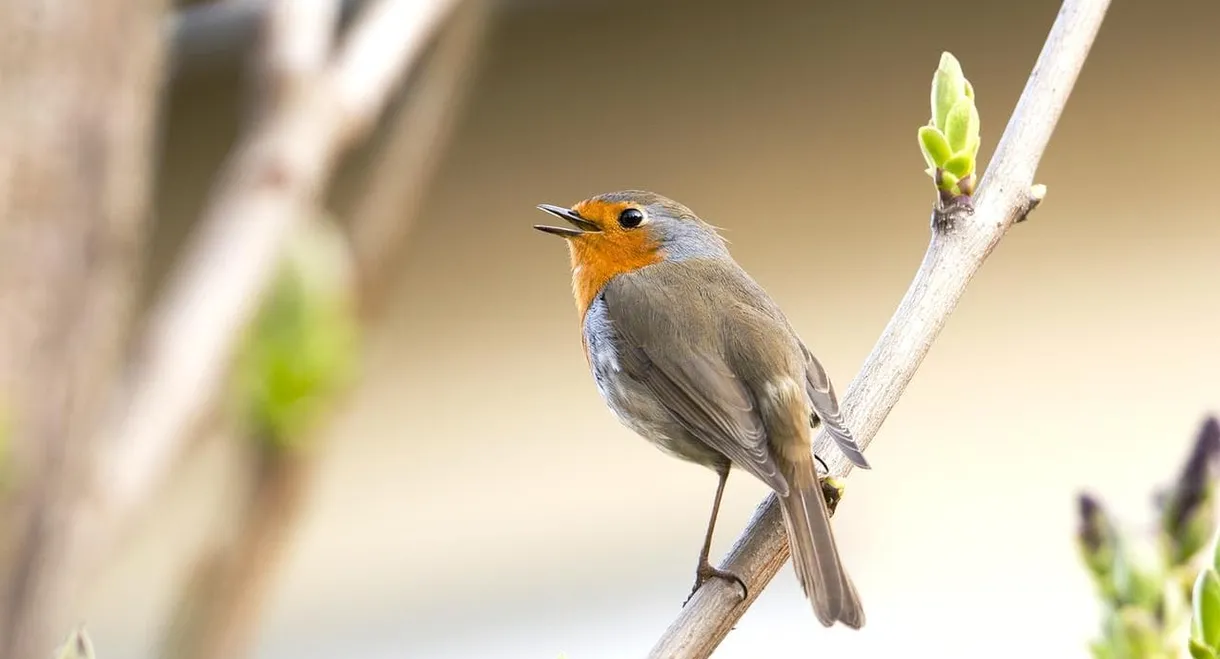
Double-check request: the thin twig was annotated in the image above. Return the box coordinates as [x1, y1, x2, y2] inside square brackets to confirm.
[159, 448, 313, 659]
[157, 4, 488, 656]
[327, 0, 458, 142]
[85, 0, 459, 584]
[99, 0, 338, 559]
[265, 0, 339, 84]
[649, 0, 1110, 656]
[167, 0, 369, 80]
[349, 0, 491, 315]
[152, 5, 335, 657]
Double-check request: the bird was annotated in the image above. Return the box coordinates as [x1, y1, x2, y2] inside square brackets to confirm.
[533, 190, 870, 628]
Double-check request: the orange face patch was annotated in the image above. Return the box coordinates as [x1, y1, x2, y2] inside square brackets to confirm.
[565, 199, 663, 319]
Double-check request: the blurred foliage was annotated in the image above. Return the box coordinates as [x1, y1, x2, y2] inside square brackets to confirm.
[231, 214, 360, 452]
[1189, 536, 1220, 659]
[918, 52, 981, 204]
[53, 627, 95, 659]
[1186, 421, 1220, 659]
[1078, 417, 1220, 659]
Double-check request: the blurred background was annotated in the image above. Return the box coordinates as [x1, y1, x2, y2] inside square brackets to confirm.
[2, 0, 1219, 657]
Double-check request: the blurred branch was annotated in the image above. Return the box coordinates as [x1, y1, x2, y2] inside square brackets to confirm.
[349, 0, 490, 315]
[152, 11, 339, 659]
[0, 2, 168, 658]
[83, 0, 460, 594]
[54, 627, 96, 659]
[650, 0, 1111, 656]
[159, 449, 314, 659]
[165, 0, 582, 79]
[259, 0, 342, 102]
[157, 3, 489, 658]
[167, 0, 367, 79]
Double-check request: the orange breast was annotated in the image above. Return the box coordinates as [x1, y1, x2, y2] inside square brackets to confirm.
[568, 230, 663, 320]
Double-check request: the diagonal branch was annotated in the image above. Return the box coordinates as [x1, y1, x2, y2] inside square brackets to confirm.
[348, 0, 490, 316]
[649, 0, 1111, 656]
[85, 0, 459, 584]
[157, 5, 490, 657]
[167, 0, 369, 80]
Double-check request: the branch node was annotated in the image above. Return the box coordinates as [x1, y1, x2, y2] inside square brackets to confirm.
[1016, 183, 1048, 223]
[931, 196, 976, 233]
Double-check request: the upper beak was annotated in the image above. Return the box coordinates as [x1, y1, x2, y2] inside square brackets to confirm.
[534, 203, 601, 237]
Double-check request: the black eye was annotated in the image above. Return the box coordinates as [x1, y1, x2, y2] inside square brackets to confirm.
[618, 208, 645, 229]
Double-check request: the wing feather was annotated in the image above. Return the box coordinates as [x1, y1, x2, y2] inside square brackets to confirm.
[800, 343, 870, 469]
[603, 269, 790, 495]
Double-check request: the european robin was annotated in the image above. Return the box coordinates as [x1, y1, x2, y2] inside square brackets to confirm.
[534, 190, 870, 628]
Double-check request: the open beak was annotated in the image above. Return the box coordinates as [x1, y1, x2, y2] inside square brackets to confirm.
[534, 203, 601, 237]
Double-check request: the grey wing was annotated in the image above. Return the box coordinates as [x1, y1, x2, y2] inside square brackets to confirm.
[800, 343, 870, 469]
[603, 274, 792, 497]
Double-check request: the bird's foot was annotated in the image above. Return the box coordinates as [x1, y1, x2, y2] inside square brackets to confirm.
[821, 476, 846, 516]
[685, 561, 748, 606]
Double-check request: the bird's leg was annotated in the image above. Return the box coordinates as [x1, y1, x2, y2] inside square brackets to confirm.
[812, 452, 848, 515]
[820, 474, 846, 516]
[685, 465, 748, 605]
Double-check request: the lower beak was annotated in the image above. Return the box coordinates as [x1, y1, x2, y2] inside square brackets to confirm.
[534, 203, 601, 237]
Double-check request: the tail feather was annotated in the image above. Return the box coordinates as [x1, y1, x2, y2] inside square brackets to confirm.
[778, 464, 866, 629]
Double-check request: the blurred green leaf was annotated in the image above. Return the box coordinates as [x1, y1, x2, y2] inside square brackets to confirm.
[1081, 418, 1220, 659]
[1193, 567, 1220, 648]
[1192, 638, 1218, 659]
[1211, 528, 1220, 574]
[1113, 546, 1165, 611]
[1176, 504, 1220, 568]
[918, 126, 952, 169]
[1108, 606, 1164, 659]
[232, 214, 360, 451]
[1164, 563, 1194, 631]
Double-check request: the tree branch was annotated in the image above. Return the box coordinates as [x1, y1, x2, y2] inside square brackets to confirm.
[649, 0, 1111, 656]
[0, 2, 168, 657]
[157, 4, 489, 656]
[348, 0, 491, 316]
[83, 0, 459, 584]
[166, 0, 367, 80]
[159, 448, 315, 659]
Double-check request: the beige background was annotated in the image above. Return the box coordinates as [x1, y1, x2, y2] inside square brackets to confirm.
[86, 0, 1220, 657]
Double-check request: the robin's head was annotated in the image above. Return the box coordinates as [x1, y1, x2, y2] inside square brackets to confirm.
[534, 190, 729, 315]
